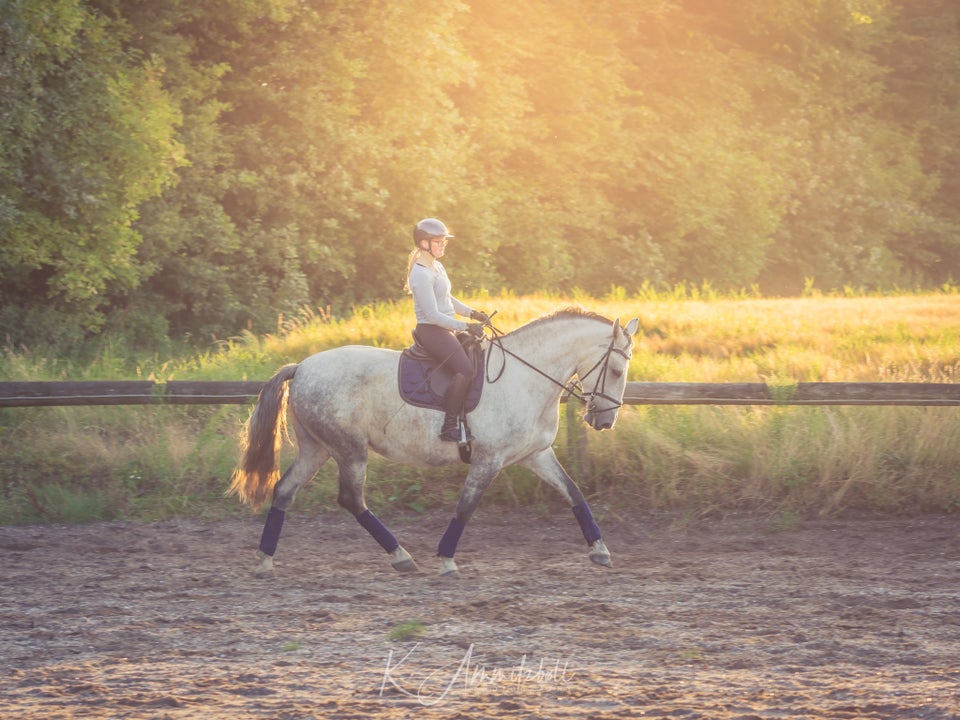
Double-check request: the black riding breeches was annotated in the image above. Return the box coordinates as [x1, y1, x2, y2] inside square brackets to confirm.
[413, 323, 475, 377]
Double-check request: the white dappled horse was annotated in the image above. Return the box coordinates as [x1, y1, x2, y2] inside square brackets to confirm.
[229, 307, 639, 577]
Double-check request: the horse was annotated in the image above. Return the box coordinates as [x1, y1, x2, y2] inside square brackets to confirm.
[228, 307, 639, 577]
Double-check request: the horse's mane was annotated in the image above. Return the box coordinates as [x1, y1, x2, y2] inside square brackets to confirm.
[508, 306, 613, 336]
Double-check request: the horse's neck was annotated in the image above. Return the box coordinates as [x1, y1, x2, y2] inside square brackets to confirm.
[504, 319, 603, 381]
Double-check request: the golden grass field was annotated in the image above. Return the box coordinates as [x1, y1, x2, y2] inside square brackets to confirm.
[1, 290, 959, 524]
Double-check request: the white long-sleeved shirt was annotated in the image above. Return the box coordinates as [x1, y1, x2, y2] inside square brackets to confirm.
[408, 261, 473, 331]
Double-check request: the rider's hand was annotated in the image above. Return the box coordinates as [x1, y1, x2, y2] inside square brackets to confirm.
[466, 323, 485, 338]
[470, 310, 489, 323]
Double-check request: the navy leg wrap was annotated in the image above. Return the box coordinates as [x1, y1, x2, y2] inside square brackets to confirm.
[357, 509, 400, 553]
[437, 517, 466, 558]
[572, 501, 602, 545]
[259, 506, 286, 556]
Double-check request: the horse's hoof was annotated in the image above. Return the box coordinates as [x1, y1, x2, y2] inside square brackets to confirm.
[438, 557, 460, 577]
[589, 539, 613, 568]
[391, 546, 419, 573]
[254, 551, 275, 578]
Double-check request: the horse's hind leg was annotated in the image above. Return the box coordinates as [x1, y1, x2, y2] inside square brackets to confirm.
[436, 463, 501, 576]
[254, 426, 330, 578]
[335, 455, 418, 573]
[520, 448, 612, 568]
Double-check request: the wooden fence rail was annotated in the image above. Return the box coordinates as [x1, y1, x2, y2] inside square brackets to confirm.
[2, 381, 959, 408]
[621, 382, 960, 407]
[0, 381, 265, 407]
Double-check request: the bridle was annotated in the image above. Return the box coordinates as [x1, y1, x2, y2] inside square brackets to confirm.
[483, 320, 632, 413]
[580, 332, 633, 415]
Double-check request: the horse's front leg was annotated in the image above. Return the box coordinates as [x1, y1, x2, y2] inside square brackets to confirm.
[437, 463, 501, 576]
[520, 448, 612, 568]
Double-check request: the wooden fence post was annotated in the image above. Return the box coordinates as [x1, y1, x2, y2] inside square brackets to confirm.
[565, 393, 590, 482]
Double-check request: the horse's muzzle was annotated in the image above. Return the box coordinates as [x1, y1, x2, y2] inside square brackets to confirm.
[585, 410, 617, 431]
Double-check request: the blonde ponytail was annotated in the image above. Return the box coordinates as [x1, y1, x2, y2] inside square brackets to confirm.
[403, 248, 422, 294]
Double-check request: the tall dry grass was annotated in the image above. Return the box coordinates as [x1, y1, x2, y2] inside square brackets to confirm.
[1, 288, 958, 524]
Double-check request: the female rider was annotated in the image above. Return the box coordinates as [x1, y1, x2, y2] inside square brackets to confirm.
[404, 218, 488, 442]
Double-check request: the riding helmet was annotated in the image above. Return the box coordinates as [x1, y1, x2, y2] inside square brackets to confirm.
[413, 218, 454, 244]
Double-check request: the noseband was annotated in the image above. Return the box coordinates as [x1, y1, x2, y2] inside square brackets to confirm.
[578, 333, 632, 415]
[485, 323, 631, 410]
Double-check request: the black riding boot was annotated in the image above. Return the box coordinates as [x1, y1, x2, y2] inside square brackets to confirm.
[440, 372, 473, 443]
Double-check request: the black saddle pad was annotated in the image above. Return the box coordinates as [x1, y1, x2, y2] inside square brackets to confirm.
[398, 348, 485, 413]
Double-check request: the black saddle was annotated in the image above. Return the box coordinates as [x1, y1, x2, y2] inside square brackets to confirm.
[398, 331, 485, 413]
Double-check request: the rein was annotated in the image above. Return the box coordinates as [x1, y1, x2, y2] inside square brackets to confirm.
[483, 319, 631, 411]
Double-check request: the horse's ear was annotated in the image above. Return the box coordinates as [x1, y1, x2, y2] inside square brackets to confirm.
[623, 318, 640, 337]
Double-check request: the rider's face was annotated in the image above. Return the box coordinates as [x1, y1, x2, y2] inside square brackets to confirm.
[428, 236, 448, 257]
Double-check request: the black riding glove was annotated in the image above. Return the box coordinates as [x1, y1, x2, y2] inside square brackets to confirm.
[470, 310, 489, 323]
[466, 323, 485, 338]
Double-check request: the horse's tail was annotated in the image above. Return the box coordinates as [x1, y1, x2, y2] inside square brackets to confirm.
[227, 363, 299, 511]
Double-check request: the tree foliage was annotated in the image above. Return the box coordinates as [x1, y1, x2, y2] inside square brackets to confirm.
[1, 0, 957, 352]
[1, 0, 182, 349]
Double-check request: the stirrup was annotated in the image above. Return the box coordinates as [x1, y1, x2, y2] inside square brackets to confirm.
[456, 419, 474, 445]
[440, 417, 473, 444]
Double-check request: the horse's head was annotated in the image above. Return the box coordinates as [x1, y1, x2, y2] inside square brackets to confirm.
[581, 317, 639, 431]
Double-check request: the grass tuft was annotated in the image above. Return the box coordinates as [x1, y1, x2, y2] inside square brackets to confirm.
[387, 620, 427, 642]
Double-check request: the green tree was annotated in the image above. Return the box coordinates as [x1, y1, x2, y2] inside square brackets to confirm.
[0, 0, 182, 350]
[3, 0, 957, 355]
[876, 0, 960, 285]
[126, 0, 476, 339]
[604, 0, 785, 290]
[695, 0, 940, 292]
